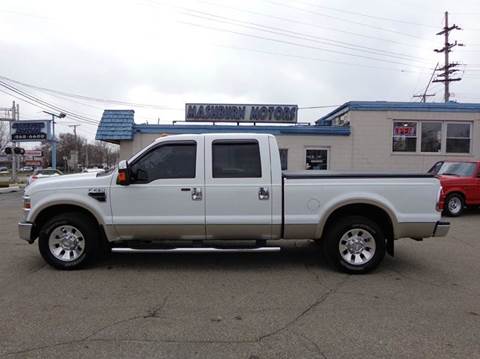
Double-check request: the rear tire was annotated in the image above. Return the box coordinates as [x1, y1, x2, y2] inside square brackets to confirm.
[38, 212, 100, 270]
[323, 216, 386, 274]
[444, 194, 464, 217]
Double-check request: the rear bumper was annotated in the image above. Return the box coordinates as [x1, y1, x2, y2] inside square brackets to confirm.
[433, 221, 450, 237]
[396, 220, 450, 239]
[18, 222, 34, 243]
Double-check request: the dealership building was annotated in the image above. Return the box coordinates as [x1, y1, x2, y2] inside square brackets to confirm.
[96, 101, 480, 172]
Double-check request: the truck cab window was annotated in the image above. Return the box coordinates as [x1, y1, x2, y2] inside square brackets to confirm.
[212, 141, 261, 178]
[129, 143, 196, 183]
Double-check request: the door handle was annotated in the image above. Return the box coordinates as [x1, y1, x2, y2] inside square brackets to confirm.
[180, 188, 191, 192]
[192, 188, 202, 201]
[258, 187, 269, 200]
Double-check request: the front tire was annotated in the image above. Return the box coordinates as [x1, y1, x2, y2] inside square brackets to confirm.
[444, 194, 464, 217]
[323, 216, 386, 274]
[38, 212, 100, 270]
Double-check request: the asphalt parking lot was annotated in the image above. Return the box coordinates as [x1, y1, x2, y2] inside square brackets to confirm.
[0, 191, 479, 359]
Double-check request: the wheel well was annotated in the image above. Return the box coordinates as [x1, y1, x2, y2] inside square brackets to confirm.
[446, 191, 465, 200]
[323, 203, 395, 256]
[32, 204, 102, 240]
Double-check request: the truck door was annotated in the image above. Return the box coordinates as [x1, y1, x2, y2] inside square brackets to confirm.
[110, 136, 205, 240]
[204, 135, 272, 240]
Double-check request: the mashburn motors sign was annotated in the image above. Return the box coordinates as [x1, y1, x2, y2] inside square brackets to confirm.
[185, 103, 298, 123]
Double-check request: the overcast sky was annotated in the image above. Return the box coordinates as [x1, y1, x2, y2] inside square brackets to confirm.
[1, 0, 480, 141]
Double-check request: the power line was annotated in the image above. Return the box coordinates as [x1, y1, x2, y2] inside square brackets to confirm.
[0, 81, 99, 126]
[215, 44, 428, 73]
[142, 0, 426, 49]
[0, 81, 97, 123]
[264, 0, 426, 40]
[0, 75, 183, 111]
[142, 0, 430, 62]
[0, 87, 53, 114]
[179, 20, 433, 69]
[179, 8, 430, 63]
[0, 75, 339, 119]
[413, 63, 439, 102]
[287, 0, 438, 28]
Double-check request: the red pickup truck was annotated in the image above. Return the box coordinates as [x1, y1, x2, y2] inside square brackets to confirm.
[429, 161, 480, 216]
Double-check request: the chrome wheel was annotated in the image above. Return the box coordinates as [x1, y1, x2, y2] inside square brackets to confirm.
[48, 225, 85, 262]
[338, 228, 376, 266]
[448, 196, 462, 215]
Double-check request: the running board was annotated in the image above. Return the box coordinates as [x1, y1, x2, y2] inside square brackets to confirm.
[111, 247, 281, 254]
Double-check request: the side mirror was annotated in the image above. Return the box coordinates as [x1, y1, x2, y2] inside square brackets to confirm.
[116, 160, 130, 185]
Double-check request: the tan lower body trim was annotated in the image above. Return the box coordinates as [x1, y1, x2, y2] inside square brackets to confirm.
[395, 222, 436, 239]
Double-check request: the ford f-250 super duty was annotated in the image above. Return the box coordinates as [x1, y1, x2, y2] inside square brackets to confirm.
[19, 134, 450, 273]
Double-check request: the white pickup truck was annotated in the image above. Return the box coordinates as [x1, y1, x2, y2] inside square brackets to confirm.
[19, 133, 449, 273]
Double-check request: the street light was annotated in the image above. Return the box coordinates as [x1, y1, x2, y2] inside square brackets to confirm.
[43, 111, 66, 169]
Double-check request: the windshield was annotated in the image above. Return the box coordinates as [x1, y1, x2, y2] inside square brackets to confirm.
[437, 162, 476, 177]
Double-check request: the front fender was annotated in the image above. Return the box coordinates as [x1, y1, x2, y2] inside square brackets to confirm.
[29, 192, 109, 227]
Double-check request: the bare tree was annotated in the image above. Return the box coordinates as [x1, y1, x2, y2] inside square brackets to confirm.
[38, 132, 119, 170]
[0, 121, 9, 151]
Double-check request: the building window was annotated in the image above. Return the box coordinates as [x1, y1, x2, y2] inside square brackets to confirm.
[421, 122, 442, 153]
[393, 122, 417, 152]
[446, 123, 471, 153]
[279, 149, 288, 170]
[306, 148, 328, 170]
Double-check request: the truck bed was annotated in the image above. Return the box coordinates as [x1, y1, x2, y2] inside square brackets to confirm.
[283, 171, 434, 179]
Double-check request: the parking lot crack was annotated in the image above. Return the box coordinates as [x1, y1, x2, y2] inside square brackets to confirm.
[81, 315, 145, 342]
[303, 263, 328, 289]
[2, 295, 172, 357]
[144, 294, 170, 318]
[1, 337, 256, 357]
[389, 268, 480, 298]
[83, 294, 170, 341]
[2, 339, 84, 357]
[257, 275, 350, 342]
[298, 332, 328, 359]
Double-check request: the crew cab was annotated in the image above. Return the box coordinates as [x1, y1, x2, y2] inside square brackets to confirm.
[429, 161, 480, 217]
[19, 134, 449, 273]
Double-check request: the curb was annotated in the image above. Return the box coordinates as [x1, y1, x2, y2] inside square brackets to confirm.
[0, 186, 20, 194]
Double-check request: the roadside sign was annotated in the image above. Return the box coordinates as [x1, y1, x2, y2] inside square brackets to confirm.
[185, 103, 298, 123]
[25, 150, 43, 157]
[24, 160, 42, 166]
[11, 121, 52, 142]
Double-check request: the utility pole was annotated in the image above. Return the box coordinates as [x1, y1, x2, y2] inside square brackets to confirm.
[68, 124, 80, 172]
[433, 11, 464, 102]
[10, 102, 17, 183]
[413, 63, 439, 102]
[15, 103, 20, 172]
[43, 111, 66, 170]
[85, 142, 89, 168]
[0, 101, 16, 182]
[68, 124, 80, 150]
